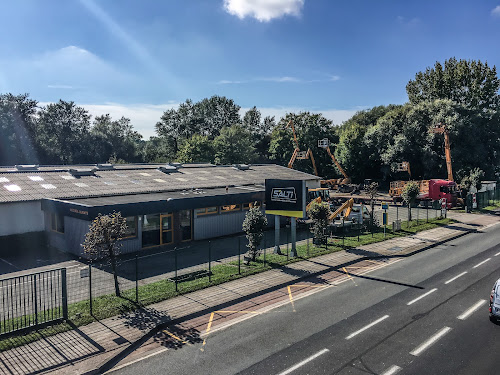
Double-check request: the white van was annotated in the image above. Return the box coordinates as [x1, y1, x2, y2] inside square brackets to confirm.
[489, 278, 500, 321]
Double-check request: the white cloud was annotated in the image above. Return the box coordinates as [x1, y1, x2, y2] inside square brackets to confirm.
[492, 5, 500, 17]
[223, 0, 304, 22]
[397, 15, 420, 27]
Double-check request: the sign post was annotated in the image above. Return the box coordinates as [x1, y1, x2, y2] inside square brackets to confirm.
[381, 203, 388, 238]
[265, 179, 306, 258]
[440, 198, 447, 218]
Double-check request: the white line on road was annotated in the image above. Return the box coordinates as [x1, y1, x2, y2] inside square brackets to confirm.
[410, 327, 451, 356]
[495, 252, 500, 257]
[345, 315, 390, 340]
[473, 258, 491, 268]
[381, 365, 402, 375]
[104, 347, 169, 374]
[458, 300, 487, 320]
[445, 272, 467, 284]
[277, 348, 330, 375]
[407, 288, 437, 306]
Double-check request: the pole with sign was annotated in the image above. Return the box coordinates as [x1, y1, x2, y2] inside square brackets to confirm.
[440, 198, 447, 218]
[381, 203, 388, 238]
[265, 179, 306, 258]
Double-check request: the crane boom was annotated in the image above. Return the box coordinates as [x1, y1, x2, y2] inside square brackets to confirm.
[285, 120, 319, 176]
[325, 146, 350, 182]
[431, 123, 454, 182]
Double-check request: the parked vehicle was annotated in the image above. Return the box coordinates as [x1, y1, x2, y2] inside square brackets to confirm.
[489, 278, 500, 321]
[389, 179, 459, 208]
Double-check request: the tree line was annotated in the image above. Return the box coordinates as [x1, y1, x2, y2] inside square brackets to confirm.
[1, 57, 499, 186]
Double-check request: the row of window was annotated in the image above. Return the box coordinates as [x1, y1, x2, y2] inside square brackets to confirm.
[50, 202, 263, 236]
[195, 202, 262, 216]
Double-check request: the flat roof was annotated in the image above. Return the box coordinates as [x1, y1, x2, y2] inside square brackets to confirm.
[0, 163, 319, 204]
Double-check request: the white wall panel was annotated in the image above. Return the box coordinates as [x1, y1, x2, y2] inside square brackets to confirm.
[0, 201, 44, 236]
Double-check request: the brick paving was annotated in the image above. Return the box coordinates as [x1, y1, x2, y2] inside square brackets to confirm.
[0, 213, 499, 375]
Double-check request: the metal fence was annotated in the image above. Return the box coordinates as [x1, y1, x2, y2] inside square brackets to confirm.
[471, 188, 499, 211]
[0, 204, 449, 335]
[0, 268, 67, 338]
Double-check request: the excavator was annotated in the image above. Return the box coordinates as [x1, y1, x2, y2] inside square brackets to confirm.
[285, 120, 319, 176]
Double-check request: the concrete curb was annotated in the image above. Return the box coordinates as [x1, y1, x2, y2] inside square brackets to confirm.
[94, 225, 477, 374]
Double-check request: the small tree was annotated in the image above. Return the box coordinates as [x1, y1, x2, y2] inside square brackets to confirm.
[460, 167, 484, 192]
[402, 182, 420, 223]
[365, 182, 379, 229]
[308, 201, 330, 245]
[242, 206, 268, 262]
[82, 212, 127, 297]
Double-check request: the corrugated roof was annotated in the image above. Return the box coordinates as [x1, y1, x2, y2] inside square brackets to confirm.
[0, 163, 318, 203]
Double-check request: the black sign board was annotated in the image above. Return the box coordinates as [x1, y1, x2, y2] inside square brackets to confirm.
[265, 179, 306, 218]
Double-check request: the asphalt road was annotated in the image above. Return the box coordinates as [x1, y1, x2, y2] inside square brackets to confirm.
[109, 221, 500, 375]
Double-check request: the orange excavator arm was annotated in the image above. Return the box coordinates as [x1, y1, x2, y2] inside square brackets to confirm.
[329, 198, 354, 221]
[431, 123, 454, 182]
[325, 146, 350, 184]
[307, 149, 319, 176]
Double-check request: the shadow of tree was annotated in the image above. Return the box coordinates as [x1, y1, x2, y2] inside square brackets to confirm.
[119, 307, 201, 349]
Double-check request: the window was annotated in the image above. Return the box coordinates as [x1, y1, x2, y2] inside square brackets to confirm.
[243, 201, 262, 210]
[51, 213, 64, 233]
[220, 204, 240, 213]
[123, 216, 137, 238]
[195, 206, 218, 216]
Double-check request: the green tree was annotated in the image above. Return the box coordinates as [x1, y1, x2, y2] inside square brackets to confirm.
[176, 134, 214, 163]
[213, 125, 256, 164]
[142, 136, 177, 163]
[402, 182, 420, 223]
[242, 206, 268, 262]
[82, 212, 128, 297]
[91, 114, 143, 163]
[365, 182, 379, 228]
[0, 93, 39, 165]
[406, 58, 500, 111]
[36, 100, 92, 164]
[308, 201, 330, 245]
[460, 168, 485, 192]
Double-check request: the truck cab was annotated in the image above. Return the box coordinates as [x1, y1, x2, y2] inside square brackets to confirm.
[425, 179, 458, 208]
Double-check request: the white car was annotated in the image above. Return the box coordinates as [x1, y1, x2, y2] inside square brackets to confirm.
[489, 279, 500, 321]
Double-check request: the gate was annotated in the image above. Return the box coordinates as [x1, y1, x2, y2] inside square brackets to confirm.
[0, 268, 67, 338]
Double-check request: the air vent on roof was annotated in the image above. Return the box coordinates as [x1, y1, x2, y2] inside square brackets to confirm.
[15, 164, 39, 171]
[233, 164, 250, 171]
[96, 163, 114, 170]
[158, 165, 180, 174]
[69, 168, 97, 177]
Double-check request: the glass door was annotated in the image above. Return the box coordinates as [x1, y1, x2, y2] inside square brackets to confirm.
[160, 214, 174, 245]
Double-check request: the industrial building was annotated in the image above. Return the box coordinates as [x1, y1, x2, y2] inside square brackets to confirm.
[0, 163, 320, 257]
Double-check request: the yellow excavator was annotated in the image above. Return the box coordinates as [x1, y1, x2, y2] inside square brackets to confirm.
[285, 120, 319, 176]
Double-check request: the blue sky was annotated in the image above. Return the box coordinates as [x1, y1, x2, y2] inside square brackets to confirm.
[1, 0, 500, 138]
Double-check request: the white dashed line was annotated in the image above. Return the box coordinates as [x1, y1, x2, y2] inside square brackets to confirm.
[457, 300, 487, 320]
[277, 348, 329, 375]
[473, 258, 491, 268]
[381, 365, 402, 375]
[495, 252, 500, 257]
[407, 288, 437, 306]
[410, 327, 451, 356]
[345, 315, 390, 340]
[445, 272, 467, 284]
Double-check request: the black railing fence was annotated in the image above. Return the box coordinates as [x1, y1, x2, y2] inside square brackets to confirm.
[0, 268, 67, 338]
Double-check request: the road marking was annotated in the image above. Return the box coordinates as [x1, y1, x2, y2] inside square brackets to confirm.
[410, 326, 451, 356]
[458, 299, 487, 320]
[407, 288, 437, 305]
[342, 267, 357, 286]
[277, 348, 329, 375]
[104, 347, 169, 373]
[345, 315, 390, 340]
[288, 286, 296, 312]
[445, 271, 467, 284]
[473, 258, 491, 268]
[381, 365, 402, 375]
[163, 329, 189, 344]
[495, 252, 500, 257]
[201, 312, 215, 350]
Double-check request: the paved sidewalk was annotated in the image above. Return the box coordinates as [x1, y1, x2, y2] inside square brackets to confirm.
[0, 215, 498, 375]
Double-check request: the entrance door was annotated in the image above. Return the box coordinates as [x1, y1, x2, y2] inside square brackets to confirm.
[160, 214, 174, 245]
[179, 210, 192, 242]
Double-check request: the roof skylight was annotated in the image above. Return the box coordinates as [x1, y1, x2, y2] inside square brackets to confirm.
[0, 177, 9, 183]
[4, 184, 21, 192]
[41, 184, 56, 189]
[75, 182, 89, 188]
[29, 176, 44, 181]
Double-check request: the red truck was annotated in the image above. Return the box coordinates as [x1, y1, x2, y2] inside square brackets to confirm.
[389, 179, 459, 208]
